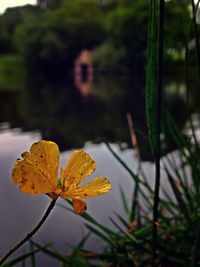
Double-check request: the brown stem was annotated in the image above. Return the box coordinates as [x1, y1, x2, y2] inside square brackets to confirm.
[0, 197, 58, 265]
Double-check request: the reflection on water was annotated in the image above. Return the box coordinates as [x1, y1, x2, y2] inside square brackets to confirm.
[1, 76, 151, 157]
[0, 74, 198, 265]
[0, 74, 195, 160]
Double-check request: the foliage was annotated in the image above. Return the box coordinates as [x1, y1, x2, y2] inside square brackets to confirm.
[0, 5, 41, 54]
[0, 54, 26, 90]
[164, 1, 190, 52]
[0, 0, 192, 75]
[92, 41, 127, 74]
[14, 0, 105, 75]
[107, 0, 149, 71]
[93, 0, 191, 72]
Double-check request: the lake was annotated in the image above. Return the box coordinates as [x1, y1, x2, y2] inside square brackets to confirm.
[0, 73, 198, 266]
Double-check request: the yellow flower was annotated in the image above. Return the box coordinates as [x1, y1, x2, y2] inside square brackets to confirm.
[12, 140, 111, 214]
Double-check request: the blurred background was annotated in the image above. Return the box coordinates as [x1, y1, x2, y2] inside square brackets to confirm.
[0, 0, 199, 265]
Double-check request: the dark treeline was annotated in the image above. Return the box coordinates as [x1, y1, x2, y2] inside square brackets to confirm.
[0, 0, 191, 77]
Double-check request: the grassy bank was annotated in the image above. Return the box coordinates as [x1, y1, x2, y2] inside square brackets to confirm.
[0, 54, 26, 91]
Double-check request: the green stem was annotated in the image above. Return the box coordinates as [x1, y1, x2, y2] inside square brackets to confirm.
[191, 220, 200, 267]
[152, 0, 164, 266]
[191, 0, 200, 80]
[104, 141, 152, 191]
[0, 197, 58, 265]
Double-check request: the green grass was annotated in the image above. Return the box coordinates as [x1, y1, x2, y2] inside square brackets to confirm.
[0, 54, 27, 91]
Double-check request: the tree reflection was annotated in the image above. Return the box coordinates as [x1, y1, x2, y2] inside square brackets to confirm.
[0, 74, 190, 161]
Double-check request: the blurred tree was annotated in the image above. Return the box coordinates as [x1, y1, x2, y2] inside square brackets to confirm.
[95, 0, 191, 72]
[164, 0, 191, 65]
[14, 0, 105, 76]
[0, 21, 12, 53]
[0, 5, 40, 54]
[37, 0, 63, 9]
[107, 0, 149, 72]
[92, 41, 127, 74]
[1, 0, 192, 74]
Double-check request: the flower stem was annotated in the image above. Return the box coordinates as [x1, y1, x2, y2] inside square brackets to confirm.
[152, 0, 164, 266]
[0, 197, 58, 265]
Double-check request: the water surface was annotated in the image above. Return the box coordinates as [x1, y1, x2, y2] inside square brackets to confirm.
[0, 74, 197, 265]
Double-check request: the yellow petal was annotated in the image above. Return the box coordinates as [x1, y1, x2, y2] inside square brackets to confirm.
[30, 140, 59, 181]
[61, 150, 96, 190]
[12, 140, 59, 194]
[72, 198, 87, 214]
[70, 177, 112, 198]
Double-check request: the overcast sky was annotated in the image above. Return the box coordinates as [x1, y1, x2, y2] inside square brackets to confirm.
[0, 0, 36, 14]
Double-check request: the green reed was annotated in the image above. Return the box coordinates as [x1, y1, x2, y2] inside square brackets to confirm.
[145, 0, 164, 265]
